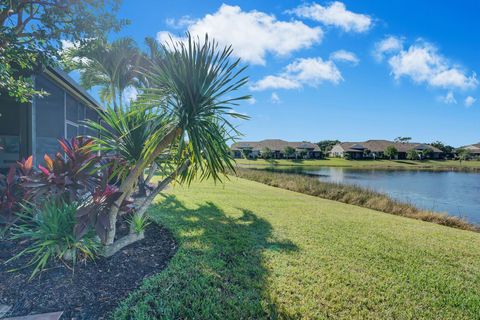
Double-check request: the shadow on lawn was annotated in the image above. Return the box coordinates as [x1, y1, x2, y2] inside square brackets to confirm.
[114, 195, 298, 319]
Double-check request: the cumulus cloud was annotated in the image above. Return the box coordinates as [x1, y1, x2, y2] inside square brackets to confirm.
[271, 92, 281, 103]
[123, 86, 138, 103]
[247, 97, 257, 105]
[251, 57, 343, 91]
[378, 39, 478, 91]
[330, 50, 359, 65]
[158, 4, 322, 65]
[440, 91, 457, 104]
[250, 75, 301, 91]
[289, 1, 372, 33]
[165, 15, 196, 29]
[374, 35, 403, 61]
[465, 96, 476, 107]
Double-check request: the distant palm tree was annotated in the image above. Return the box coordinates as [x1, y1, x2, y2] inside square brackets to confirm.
[75, 38, 142, 111]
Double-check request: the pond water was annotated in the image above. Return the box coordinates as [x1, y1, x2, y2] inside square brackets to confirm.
[264, 166, 480, 223]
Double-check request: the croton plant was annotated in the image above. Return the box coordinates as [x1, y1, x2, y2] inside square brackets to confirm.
[0, 137, 131, 242]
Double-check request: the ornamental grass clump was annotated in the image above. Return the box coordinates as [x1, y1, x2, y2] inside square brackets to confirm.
[8, 200, 100, 279]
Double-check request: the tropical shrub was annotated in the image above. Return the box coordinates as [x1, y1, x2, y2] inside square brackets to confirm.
[80, 34, 250, 256]
[9, 199, 100, 279]
[23, 137, 103, 202]
[0, 156, 33, 224]
[384, 145, 398, 159]
[261, 147, 273, 159]
[406, 149, 419, 160]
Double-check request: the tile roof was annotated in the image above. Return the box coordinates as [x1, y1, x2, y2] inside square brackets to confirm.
[335, 140, 443, 153]
[231, 139, 321, 151]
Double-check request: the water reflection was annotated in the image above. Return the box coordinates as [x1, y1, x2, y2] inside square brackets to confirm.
[265, 166, 480, 223]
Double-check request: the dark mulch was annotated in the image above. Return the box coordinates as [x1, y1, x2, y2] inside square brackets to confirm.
[0, 224, 177, 319]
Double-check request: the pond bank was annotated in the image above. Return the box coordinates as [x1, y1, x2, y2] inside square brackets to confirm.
[236, 158, 480, 172]
[234, 167, 478, 232]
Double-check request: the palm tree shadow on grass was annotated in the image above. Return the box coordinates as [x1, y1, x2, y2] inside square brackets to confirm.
[114, 194, 298, 319]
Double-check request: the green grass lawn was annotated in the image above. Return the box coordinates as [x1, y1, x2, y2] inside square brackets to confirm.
[236, 157, 480, 171]
[115, 177, 480, 319]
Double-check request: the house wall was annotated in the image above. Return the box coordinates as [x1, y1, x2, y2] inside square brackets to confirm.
[0, 95, 29, 168]
[330, 145, 345, 157]
[33, 73, 99, 161]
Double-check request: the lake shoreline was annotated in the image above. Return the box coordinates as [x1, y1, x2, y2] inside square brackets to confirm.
[234, 167, 479, 232]
[236, 158, 480, 172]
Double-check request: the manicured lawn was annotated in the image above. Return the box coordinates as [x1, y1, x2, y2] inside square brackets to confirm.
[115, 177, 480, 319]
[236, 157, 480, 171]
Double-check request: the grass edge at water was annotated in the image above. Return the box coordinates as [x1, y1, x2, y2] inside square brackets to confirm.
[234, 167, 478, 232]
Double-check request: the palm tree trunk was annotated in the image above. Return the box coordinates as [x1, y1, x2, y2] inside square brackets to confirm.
[103, 127, 181, 256]
[133, 159, 190, 222]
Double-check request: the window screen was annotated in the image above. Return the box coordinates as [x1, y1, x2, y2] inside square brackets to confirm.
[66, 123, 78, 140]
[66, 93, 78, 122]
[35, 75, 65, 157]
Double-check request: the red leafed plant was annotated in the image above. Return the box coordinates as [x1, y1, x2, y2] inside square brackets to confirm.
[0, 156, 33, 224]
[23, 137, 102, 202]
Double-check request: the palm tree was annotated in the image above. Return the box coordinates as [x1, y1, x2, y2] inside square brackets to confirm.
[86, 34, 250, 256]
[75, 38, 141, 111]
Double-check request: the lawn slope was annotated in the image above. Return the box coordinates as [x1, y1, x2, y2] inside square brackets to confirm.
[115, 177, 480, 319]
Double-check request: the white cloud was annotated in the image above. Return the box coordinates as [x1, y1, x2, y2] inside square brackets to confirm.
[271, 92, 281, 103]
[158, 4, 322, 65]
[465, 96, 476, 107]
[289, 1, 372, 33]
[250, 75, 301, 91]
[60, 40, 91, 65]
[123, 86, 138, 103]
[251, 57, 343, 91]
[165, 15, 196, 29]
[440, 91, 457, 104]
[330, 50, 359, 65]
[247, 97, 257, 105]
[384, 40, 478, 90]
[374, 36, 403, 61]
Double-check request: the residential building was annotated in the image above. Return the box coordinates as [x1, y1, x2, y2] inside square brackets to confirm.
[0, 67, 101, 169]
[458, 143, 480, 157]
[231, 139, 322, 159]
[330, 140, 443, 159]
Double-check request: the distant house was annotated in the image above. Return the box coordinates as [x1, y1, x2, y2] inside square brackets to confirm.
[0, 67, 101, 169]
[231, 139, 322, 159]
[330, 140, 443, 160]
[458, 143, 480, 157]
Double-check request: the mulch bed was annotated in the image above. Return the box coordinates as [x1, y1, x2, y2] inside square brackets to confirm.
[0, 224, 177, 319]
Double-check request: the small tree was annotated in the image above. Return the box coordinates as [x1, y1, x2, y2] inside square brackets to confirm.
[83, 34, 250, 256]
[458, 148, 472, 162]
[0, 0, 125, 102]
[261, 147, 273, 159]
[406, 149, 419, 160]
[384, 145, 398, 160]
[241, 149, 252, 159]
[394, 137, 412, 143]
[283, 146, 296, 159]
[420, 148, 434, 160]
[317, 140, 340, 154]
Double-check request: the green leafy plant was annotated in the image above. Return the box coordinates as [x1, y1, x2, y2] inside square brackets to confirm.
[81, 33, 250, 256]
[127, 214, 151, 235]
[384, 145, 398, 160]
[407, 149, 419, 160]
[9, 199, 100, 279]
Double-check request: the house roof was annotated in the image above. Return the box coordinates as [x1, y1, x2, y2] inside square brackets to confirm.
[334, 140, 443, 153]
[45, 66, 101, 109]
[231, 139, 321, 152]
[460, 143, 480, 154]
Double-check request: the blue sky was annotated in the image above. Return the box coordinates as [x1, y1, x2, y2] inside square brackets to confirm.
[111, 0, 480, 146]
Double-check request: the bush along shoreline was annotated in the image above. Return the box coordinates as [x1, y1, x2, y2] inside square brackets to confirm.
[234, 167, 478, 232]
